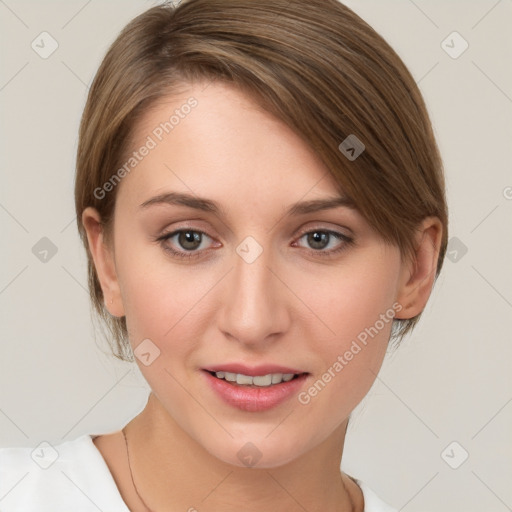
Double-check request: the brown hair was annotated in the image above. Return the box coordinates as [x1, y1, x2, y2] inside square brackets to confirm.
[75, 0, 448, 362]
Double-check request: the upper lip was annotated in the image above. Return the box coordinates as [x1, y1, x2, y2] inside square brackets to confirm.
[203, 363, 307, 377]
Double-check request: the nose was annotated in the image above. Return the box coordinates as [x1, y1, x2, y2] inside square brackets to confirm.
[218, 241, 290, 348]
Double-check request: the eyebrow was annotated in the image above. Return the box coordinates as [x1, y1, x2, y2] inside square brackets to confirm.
[139, 191, 357, 217]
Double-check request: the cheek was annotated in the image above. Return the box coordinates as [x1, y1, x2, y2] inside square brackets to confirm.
[296, 248, 401, 405]
[298, 244, 400, 339]
[330, 264, 398, 350]
[114, 240, 201, 347]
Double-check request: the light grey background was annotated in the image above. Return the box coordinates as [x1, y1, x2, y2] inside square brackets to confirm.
[1, 1, 511, 510]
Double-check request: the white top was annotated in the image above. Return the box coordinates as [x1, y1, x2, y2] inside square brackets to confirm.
[0, 434, 397, 511]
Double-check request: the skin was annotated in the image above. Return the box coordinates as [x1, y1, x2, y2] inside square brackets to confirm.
[83, 81, 442, 512]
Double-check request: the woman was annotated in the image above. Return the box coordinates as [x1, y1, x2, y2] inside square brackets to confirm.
[0, 0, 447, 510]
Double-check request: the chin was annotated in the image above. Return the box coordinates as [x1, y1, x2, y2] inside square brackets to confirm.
[202, 433, 308, 470]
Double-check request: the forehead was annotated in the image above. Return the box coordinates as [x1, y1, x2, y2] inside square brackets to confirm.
[117, 81, 344, 211]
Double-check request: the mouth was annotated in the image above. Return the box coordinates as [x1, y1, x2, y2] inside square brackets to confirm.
[201, 367, 310, 412]
[204, 369, 308, 388]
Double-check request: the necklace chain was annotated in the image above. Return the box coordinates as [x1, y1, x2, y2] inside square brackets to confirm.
[122, 427, 154, 512]
[122, 427, 356, 512]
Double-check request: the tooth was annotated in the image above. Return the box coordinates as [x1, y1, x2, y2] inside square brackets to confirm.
[236, 374, 253, 385]
[271, 373, 283, 384]
[214, 370, 300, 385]
[253, 374, 272, 386]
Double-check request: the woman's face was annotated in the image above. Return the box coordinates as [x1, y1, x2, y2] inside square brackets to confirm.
[102, 81, 409, 467]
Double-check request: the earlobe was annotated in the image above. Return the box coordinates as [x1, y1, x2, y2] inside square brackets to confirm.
[81, 207, 125, 317]
[395, 217, 443, 320]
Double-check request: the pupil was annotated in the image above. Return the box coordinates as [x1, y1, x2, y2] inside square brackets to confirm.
[308, 231, 328, 249]
[180, 231, 201, 250]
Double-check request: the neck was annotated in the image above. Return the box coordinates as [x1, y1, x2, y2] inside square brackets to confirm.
[124, 392, 361, 512]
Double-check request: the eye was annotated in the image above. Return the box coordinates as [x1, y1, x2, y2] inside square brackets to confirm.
[294, 228, 354, 257]
[156, 229, 215, 260]
[155, 226, 354, 261]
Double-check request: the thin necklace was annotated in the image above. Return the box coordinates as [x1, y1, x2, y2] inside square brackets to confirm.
[122, 427, 155, 512]
[122, 427, 356, 512]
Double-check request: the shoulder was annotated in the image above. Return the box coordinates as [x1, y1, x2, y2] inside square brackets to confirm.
[0, 434, 130, 512]
[354, 478, 398, 512]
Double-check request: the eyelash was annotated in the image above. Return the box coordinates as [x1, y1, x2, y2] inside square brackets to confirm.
[155, 226, 354, 261]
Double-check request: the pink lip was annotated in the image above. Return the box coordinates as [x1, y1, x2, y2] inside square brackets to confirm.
[202, 370, 309, 412]
[202, 363, 305, 376]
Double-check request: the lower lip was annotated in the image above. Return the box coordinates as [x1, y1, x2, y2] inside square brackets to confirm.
[202, 371, 309, 412]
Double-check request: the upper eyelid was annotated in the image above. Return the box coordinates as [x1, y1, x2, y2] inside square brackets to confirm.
[295, 224, 352, 237]
[160, 223, 351, 236]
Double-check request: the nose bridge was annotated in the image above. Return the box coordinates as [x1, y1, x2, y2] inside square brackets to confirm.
[219, 236, 287, 344]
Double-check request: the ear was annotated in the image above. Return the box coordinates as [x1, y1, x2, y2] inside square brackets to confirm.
[395, 216, 443, 320]
[81, 207, 125, 317]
